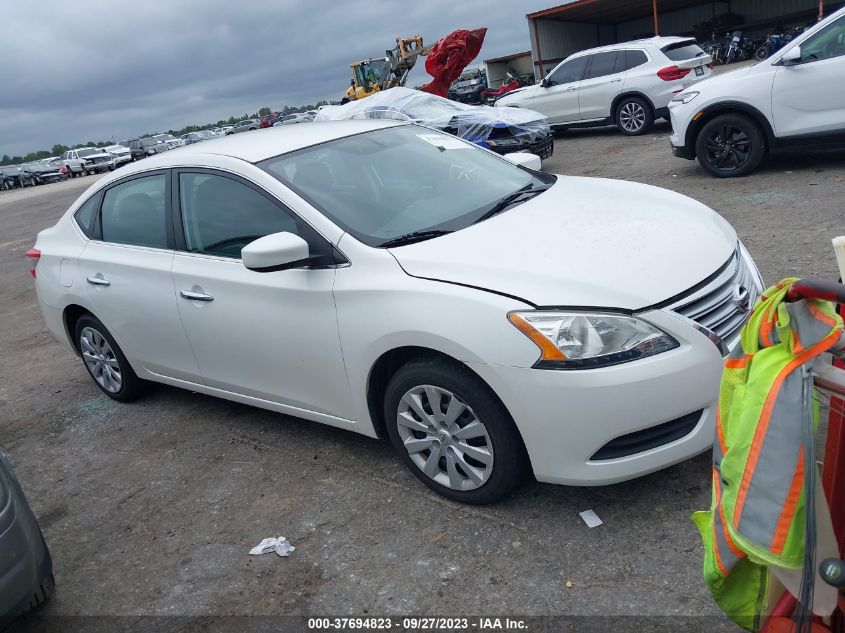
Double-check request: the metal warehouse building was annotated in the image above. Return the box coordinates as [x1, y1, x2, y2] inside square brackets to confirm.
[528, 0, 842, 77]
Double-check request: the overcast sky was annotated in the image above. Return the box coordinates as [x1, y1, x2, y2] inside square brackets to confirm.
[0, 0, 557, 157]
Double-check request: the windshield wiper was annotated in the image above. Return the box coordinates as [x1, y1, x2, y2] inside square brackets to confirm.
[473, 183, 549, 225]
[380, 229, 453, 248]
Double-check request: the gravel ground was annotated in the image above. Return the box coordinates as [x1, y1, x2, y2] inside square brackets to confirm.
[1, 127, 844, 630]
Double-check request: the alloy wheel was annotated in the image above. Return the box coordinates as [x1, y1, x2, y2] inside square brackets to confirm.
[396, 385, 493, 491]
[619, 102, 646, 133]
[702, 125, 752, 172]
[80, 326, 122, 393]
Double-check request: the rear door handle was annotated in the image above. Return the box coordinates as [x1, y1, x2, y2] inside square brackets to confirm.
[86, 275, 110, 287]
[180, 290, 214, 302]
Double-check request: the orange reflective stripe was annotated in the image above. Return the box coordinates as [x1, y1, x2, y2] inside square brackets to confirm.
[724, 355, 750, 369]
[714, 469, 745, 560]
[716, 408, 727, 456]
[733, 330, 842, 529]
[807, 299, 837, 329]
[771, 449, 805, 556]
[760, 309, 776, 347]
[712, 470, 730, 575]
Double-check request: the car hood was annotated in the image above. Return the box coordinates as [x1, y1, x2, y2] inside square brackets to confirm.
[497, 85, 537, 102]
[692, 61, 761, 92]
[389, 176, 736, 309]
[83, 152, 112, 159]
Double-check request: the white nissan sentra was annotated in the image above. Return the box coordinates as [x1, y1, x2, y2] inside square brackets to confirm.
[28, 121, 762, 504]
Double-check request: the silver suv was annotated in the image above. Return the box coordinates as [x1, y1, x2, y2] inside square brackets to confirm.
[498, 37, 713, 135]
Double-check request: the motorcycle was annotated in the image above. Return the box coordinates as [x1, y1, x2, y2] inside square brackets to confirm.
[481, 73, 523, 105]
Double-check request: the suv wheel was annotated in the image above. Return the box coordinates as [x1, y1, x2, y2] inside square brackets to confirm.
[383, 358, 527, 504]
[75, 314, 146, 402]
[615, 97, 653, 136]
[695, 113, 765, 178]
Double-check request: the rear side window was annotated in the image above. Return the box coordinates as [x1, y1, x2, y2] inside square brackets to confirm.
[74, 196, 99, 238]
[587, 51, 619, 79]
[615, 50, 649, 72]
[100, 175, 168, 249]
[661, 41, 707, 62]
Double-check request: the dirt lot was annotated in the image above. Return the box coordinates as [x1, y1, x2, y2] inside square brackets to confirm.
[1, 129, 844, 629]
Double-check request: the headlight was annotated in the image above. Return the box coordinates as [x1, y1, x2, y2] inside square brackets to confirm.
[486, 138, 521, 147]
[671, 91, 699, 104]
[147, 149, 155, 155]
[508, 311, 679, 369]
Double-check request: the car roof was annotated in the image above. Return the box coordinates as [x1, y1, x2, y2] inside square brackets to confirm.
[115, 120, 405, 169]
[569, 36, 695, 57]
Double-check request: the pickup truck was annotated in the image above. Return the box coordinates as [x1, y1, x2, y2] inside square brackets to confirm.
[61, 148, 115, 176]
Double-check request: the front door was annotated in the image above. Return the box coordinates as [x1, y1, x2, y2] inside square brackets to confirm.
[577, 51, 625, 121]
[170, 170, 353, 419]
[79, 171, 200, 381]
[772, 13, 845, 137]
[533, 55, 589, 124]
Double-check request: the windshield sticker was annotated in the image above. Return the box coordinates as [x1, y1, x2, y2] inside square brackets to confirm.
[416, 134, 471, 150]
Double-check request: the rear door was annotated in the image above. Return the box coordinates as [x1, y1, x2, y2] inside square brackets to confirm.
[532, 55, 589, 124]
[79, 171, 201, 381]
[771, 13, 845, 137]
[577, 51, 624, 120]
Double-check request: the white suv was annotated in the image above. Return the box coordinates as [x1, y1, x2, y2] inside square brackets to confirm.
[669, 7, 845, 177]
[497, 37, 712, 136]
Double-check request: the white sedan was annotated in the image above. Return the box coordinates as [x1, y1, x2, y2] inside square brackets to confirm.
[27, 121, 762, 504]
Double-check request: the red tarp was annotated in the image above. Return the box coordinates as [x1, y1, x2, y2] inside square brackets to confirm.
[419, 27, 487, 97]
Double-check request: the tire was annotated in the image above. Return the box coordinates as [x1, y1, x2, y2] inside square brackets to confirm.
[383, 357, 527, 504]
[615, 96, 653, 136]
[75, 314, 147, 402]
[755, 46, 770, 61]
[694, 112, 765, 178]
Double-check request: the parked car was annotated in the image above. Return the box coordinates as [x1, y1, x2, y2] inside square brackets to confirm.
[21, 160, 66, 184]
[670, 6, 845, 177]
[0, 165, 32, 188]
[219, 126, 234, 135]
[28, 120, 762, 504]
[448, 68, 488, 104]
[498, 37, 713, 136]
[128, 137, 168, 161]
[183, 130, 216, 144]
[152, 133, 183, 149]
[226, 119, 260, 134]
[61, 147, 115, 176]
[104, 144, 132, 167]
[260, 112, 280, 128]
[315, 87, 554, 160]
[0, 449, 54, 629]
[274, 113, 313, 126]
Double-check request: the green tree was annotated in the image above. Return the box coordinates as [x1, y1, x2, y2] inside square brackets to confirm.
[258, 106, 271, 116]
[51, 144, 69, 156]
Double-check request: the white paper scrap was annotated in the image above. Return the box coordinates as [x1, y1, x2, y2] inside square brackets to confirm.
[579, 510, 603, 528]
[416, 134, 470, 150]
[250, 536, 295, 557]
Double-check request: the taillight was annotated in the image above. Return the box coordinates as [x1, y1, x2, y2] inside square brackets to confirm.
[657, 65, 692, 81]
[25, 248, 40, 278]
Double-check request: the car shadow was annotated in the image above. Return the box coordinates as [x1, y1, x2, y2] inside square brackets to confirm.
[553, 119, 672, 140]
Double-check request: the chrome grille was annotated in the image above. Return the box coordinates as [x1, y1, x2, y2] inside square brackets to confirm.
[668, 250, 760, 351]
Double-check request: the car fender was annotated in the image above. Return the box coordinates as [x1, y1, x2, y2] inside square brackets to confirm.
[685, 100, 776, 155]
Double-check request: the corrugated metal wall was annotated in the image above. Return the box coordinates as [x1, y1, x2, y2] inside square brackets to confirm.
[617, 2, 729, 39]
[732, 0, 822, 24]
[530, 18, 601, 76]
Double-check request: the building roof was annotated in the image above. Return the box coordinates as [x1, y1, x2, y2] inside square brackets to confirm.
[527, 0, 715, 23]
[484, 51, 532, 64]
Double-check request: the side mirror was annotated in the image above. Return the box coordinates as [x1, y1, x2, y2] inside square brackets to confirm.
[502, 152, 542, 171]
[540, 78, 548, 88]
[780, 45, 802, 65]
[242, 232, 311, 272]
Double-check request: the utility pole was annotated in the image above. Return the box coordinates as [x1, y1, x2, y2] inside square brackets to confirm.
[653, 0, 660, 36]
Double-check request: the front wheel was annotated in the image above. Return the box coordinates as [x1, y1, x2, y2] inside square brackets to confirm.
[755, 46, 769, 61]
[695, 113, 765, 178]
[615, 97, 653, 136]
[384, 358, 527, 504]
[75, 314, 147, 402]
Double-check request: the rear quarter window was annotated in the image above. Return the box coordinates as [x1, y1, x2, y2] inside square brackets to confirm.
[74, 195, 100, 238]
[662, 41, 707, 62]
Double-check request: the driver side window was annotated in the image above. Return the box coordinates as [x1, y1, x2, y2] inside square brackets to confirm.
[178, 172, 299, 258]
[800, 15, 845, 62]
[547, 56, 588, 86]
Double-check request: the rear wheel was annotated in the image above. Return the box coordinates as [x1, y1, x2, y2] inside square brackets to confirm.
[383, 358, 527, 504]
[615, 97, 653, 136]
[75, 314, 146, 402]
[695, 113, 765, 178]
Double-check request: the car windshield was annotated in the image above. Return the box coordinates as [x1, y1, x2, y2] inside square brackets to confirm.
[77, 148, 99, 157]
[141, 138, 159, 146]
[259, 124, 554, 247]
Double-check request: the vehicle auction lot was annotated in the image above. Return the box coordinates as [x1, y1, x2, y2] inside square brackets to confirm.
[2, 128, 844, 623]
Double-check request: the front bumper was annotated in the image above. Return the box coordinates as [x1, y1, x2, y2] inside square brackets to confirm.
[468, 308, 723, 485]
[668, 103, 695, 159]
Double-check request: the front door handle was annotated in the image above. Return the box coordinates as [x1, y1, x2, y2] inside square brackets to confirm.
[180, 289, 214, 302]
[86, 275, 110, 287]
[610, 78, 622, 83]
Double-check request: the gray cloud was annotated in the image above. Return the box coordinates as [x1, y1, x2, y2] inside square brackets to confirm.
[0, 0, 551, 156]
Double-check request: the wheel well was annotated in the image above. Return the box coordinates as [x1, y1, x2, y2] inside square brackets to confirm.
[63, 304, 91, 355]
[611, 92, 655, 118]
[685, 104, 774, 158]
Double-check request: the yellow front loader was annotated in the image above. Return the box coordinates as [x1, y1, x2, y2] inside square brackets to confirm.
[343, 36, 431, 103]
